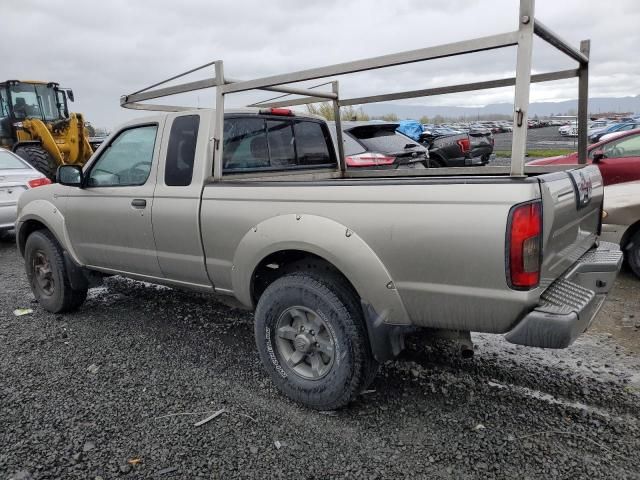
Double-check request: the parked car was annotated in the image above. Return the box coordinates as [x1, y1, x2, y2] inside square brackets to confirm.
[329, 122, 429, 169]
[528, 128, 640, 186]
[419, 129, 486, 167]
[559, 122, 577, 136]
[468, 128, 494, 163]
[0, 149, 50, 237]
[601, 180, 640, 278]
[589, 122, 640, 143]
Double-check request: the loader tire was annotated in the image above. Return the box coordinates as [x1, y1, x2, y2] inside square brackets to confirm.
[14, 145, 58, 180]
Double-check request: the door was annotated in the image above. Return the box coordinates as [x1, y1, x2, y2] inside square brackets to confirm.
[593, 132, 640, 185]
[151, 113, 212, 288]
[64, 123, 163, 277]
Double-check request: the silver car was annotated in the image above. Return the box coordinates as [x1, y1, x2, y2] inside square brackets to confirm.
[0, 149, 49, 235]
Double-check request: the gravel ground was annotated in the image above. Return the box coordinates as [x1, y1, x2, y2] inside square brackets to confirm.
[1, 233, 639, 479]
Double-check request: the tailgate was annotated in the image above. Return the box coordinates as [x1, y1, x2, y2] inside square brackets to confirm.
[537, 165, 603, 288]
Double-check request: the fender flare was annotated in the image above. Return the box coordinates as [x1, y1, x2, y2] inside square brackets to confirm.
[16, 200, 82, 266]
[231, 213, 411, 327]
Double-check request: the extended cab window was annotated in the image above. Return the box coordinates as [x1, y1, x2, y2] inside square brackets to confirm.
[223, 117, 336, 172]
[165, 115, 199, 186]
[87, 125, 157, 187]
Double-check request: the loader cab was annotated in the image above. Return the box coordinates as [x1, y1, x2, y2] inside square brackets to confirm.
[0, 80, 70, 124]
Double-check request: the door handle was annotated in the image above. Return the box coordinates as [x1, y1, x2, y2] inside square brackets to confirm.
[131, 199, 147, 208]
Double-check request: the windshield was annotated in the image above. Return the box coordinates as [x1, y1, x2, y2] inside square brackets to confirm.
[9, 83, 64, 121]
[0, 150, 29, 169]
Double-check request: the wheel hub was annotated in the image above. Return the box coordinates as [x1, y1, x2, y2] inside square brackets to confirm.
[274, 306, 336, 380]
[32, 250, 54, 296]
[293, 333, 313, 353]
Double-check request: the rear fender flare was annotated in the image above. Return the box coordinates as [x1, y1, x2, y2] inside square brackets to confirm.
[231, 213, 411, 327]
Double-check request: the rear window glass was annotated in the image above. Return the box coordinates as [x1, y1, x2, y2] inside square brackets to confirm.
[267, 120, 296, 168]
[0, 150, 28, 169]
[294, 121, 332, 165]
[223, 117, 336, 172]
[165, 115, 199, 186]
[348, 127, 419, 153]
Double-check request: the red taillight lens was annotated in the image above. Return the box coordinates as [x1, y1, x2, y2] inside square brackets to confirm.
[260, 108, 294, 116]
[27, 177, 52, 188]
[456, 138, 471, 153]
[507, 201, 542, 289]
[345, 153, 396, 167]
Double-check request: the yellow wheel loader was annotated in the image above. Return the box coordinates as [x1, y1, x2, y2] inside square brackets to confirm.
[0, 80, 94, 179]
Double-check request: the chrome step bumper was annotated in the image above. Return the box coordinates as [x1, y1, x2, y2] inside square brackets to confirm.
[505, 241, 623, 349]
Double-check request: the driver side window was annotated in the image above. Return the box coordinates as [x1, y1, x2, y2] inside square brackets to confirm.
[87, 125, 158, 187]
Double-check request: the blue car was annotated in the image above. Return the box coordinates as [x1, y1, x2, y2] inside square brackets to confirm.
[589, 122, 640, 143]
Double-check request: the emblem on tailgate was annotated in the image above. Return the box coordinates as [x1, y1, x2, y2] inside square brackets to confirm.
[569, 170, 593, 209]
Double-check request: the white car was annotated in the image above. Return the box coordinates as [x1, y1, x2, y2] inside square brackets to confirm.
[601, 180, 640, 278]
[0, 149, 50, 236]
[559, 122, 577, 136]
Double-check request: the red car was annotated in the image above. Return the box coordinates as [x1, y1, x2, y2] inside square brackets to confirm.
[529, 128, 640, 186]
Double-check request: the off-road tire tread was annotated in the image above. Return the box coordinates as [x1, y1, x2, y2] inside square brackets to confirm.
[25, 230, 87, 313]
[255, 272, 373, 410]
[15, 145, 57, 179]
[626, 230, 640, 279]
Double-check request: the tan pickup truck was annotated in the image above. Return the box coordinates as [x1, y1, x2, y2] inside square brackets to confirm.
[15, 106, 621, 409]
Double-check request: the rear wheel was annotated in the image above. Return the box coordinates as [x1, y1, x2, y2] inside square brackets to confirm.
[255, 271, 376, 410]
[25, 230, 87, 313]
[626, 230, 640, 279]
[14, 145, 57, 180]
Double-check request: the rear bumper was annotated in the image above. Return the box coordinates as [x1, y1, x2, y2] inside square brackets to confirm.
[0, 202, 18, 230]
[505, 241, 622, 348]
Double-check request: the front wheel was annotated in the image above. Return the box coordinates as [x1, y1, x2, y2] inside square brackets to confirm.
[24, 230, 87, 313]
[626, 230, 640, 279]
[255, 272, 375, 410]
[14, 145, 57, 179]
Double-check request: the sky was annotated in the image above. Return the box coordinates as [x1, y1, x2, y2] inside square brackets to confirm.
[4, 0, 640, 129]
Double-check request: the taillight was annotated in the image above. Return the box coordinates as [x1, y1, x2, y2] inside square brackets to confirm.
[260, 108, 294, 116]
[345, 153, 395, 167]
[456, 138, 471, 153]
[507, 201, 542, 290]
[27, 177, 52, 188]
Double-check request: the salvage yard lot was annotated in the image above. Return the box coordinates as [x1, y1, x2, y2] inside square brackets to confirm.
[1, 235, 639, 479]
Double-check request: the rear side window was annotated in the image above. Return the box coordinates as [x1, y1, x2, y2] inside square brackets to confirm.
[223, 117, 336, 172]
[165, 115, 199, 186]
[294, 121, 332, 165]
[348, 126, 419, 154]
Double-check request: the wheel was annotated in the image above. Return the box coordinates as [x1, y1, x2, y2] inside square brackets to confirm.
[481, 153, 491, 164]
[24, 230, 87, 313]
[255, 271, 376, 410]
[626, 230, 640, 279]
[14, 145, 57, 179]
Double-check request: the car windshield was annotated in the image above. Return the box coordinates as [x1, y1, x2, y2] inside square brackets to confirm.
[0, 150, 29, 169]
[9, 83, 63, 121]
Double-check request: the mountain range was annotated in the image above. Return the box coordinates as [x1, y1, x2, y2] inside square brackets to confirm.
[360, 96, 640, 120]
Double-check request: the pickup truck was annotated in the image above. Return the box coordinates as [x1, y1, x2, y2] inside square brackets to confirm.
[15, 107, 622, 410]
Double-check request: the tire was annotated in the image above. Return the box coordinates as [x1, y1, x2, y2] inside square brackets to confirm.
[425, 157, 445, 168]
[24, 230, 87, 313]
[626, 230, 640, 279]
[481, 153, 491, 164]
[255, 271, 376, 410]
[14, 145, 57, 179]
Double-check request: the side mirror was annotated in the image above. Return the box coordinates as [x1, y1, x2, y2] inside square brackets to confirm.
[66, 89, 75, 102]
[57, 165, 83, 187]
[592, 150, 605, 163]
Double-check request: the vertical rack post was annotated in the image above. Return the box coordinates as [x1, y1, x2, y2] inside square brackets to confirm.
[213, 60, 225, 180]
[510, 0, 535, 176]
[331, 81, 346, 174]
[577, 40, 590, 165]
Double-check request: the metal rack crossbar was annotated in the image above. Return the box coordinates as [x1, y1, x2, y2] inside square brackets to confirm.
[121, 0, 589, 180]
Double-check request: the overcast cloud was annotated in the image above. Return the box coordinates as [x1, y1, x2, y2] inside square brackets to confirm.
[4, 0, 640, 128]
